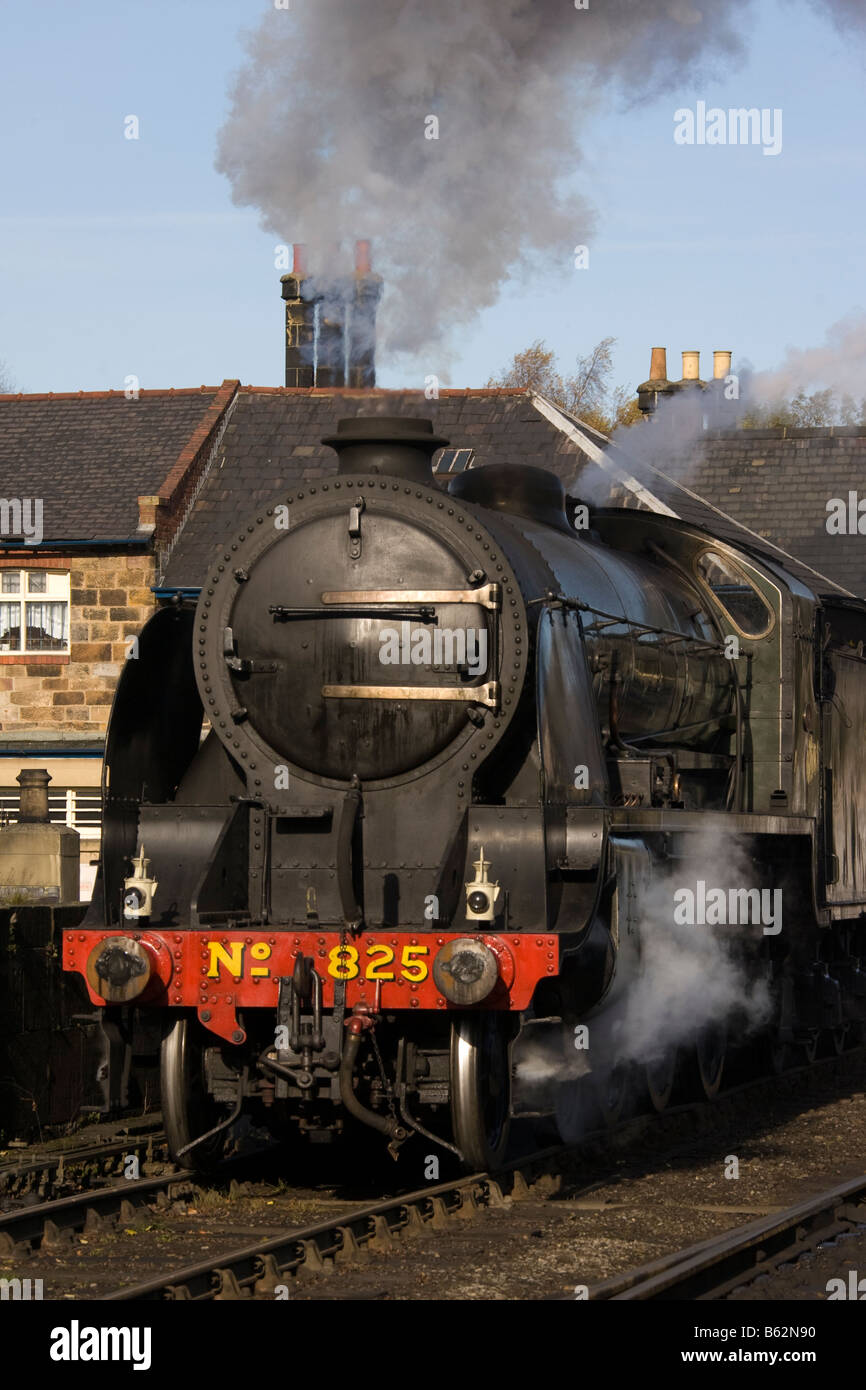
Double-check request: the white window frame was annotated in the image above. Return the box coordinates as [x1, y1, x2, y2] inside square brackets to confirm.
[0, 568, 71, 655]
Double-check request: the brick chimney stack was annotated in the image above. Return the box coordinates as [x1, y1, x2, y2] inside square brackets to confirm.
[316, 293, 347, 388]
[637, 346, 734, 415]
[347, 240, 383, 389]
[637, 347, 676, 415]
[280, 241, 381, 389]
[281, 244, 316, 388]
[713, 350, 732, 380]
[679, 350, 705, 389]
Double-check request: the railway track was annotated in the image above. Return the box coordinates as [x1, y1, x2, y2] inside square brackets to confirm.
[103, 1153, 563, 1301]
[585, 1172, 866, 1301]
[0, 1120, 167, 1201]
[6, 1043, 864, 1299]
[101, 1049, 866, 1301]
[0, 1169, 198, 1255]
[0, 1142, 300, 1255]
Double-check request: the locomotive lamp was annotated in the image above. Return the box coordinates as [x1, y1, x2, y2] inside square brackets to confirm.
[122, 846, 158, 922]
[464, 847, 500, 924]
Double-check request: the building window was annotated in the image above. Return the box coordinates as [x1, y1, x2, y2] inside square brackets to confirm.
[433, 448, 475, 474]
[0, 570, 70, 654]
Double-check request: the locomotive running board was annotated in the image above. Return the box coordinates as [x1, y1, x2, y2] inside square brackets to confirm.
[320, 583, 502, 611]
[322, 681, 500, 707]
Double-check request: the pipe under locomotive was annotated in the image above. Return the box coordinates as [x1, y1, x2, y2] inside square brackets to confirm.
[63, 414, 866, 1168]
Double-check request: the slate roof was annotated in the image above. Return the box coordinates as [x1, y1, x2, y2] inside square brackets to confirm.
[572, 435, 853, 600]
[159, 387, 860, 601]
[6, 378, 860, 604]
[0, 386, 233, 542]
[684, 428, 866, 600]
[160, 388, 573, 586]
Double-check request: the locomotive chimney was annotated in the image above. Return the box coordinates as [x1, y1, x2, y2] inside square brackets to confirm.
[322, 415, 448, 484]
[281, 244, 317, 388]
[347, 240, 383, 389]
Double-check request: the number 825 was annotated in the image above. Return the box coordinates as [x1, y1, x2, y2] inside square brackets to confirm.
[326, 943, 429, 983]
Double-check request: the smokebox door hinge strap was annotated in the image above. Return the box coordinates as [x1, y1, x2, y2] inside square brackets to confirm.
[348, 496, 365, 560]
[322, 582, 502, 611]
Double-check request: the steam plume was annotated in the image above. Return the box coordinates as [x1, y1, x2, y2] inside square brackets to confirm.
[525, 832, 773, 1140]
[748, 311, 866, 404]
[575, 307, 866, 509]
[217, 0, 755, 366]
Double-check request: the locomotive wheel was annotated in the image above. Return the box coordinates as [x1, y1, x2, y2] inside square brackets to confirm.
[765, 1033, 795, 1075]
[690, 1023, 726, 1100]
[553, 1076, 594, 1144]
[592, 1060, 630, 1128]
[645, 1048, 678, 1112]
[161, 1013, 230, 1171]
[765, 1034, 820, 1075]
[450, 1013, 511, 1170]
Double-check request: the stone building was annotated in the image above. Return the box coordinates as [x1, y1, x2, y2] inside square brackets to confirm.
[0, 382, 237, 894]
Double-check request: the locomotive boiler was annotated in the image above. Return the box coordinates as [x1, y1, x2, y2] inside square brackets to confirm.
[63, 414, 866, 1168]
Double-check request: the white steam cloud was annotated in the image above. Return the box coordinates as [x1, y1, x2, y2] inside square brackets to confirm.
[577, 386, 709, 503]
[575, 309, 866, 509]
[217, 0, 755, 368]
[520, 833, 773, 1137]
[218, 2, 866, 375]
[612, 832, 772, 1067]
[748, 311, 866, 404]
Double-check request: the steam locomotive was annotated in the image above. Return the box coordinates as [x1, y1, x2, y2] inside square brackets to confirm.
[63, 415, 866, 1169]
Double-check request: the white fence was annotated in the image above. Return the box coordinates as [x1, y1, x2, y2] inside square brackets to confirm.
[0, 789, 102, 834]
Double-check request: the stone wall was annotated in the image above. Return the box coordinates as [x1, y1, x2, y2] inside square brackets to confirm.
[0, 551, 156, 737]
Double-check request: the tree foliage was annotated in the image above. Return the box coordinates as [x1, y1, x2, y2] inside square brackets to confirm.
[488, 344, 866, 434]
[0, 360, 14, 394]
[486, 338, 641, 434]
[739, 388, 866, 429]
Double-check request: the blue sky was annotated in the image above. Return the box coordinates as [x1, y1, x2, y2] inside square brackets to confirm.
[1, 0, 864, 398]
